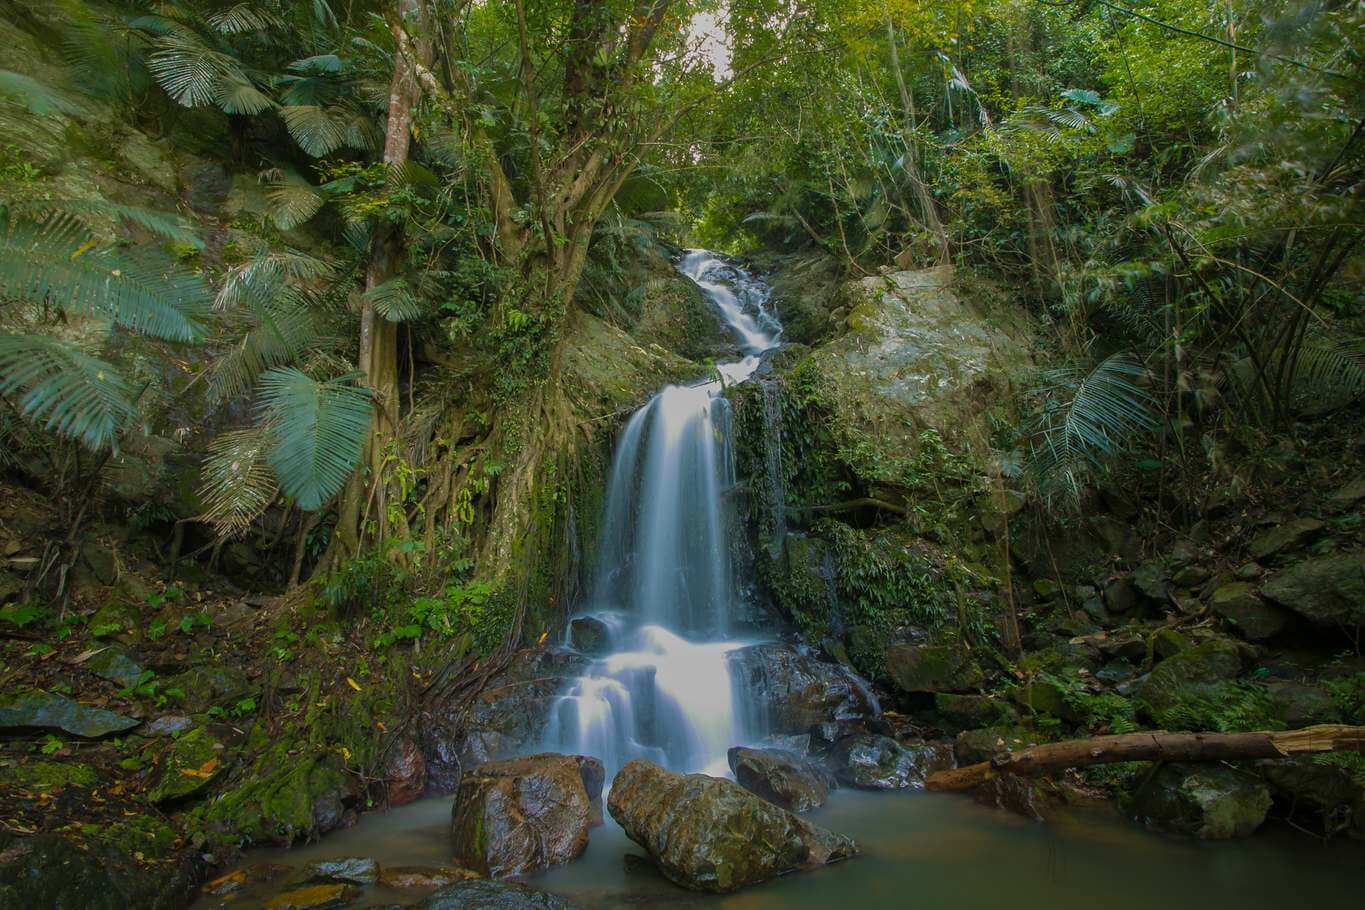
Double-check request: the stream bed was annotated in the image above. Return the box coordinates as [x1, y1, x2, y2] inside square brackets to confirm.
[207, 786, 1363, 909]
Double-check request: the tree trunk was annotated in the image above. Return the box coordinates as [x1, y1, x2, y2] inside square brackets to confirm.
[332, 0, 429, 561]
[926, 725, 1365, 791]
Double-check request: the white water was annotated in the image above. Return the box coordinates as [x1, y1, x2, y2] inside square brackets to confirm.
[543, 251, 782, 777]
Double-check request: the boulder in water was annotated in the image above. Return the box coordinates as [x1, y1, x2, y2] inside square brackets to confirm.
[727, 643, 875, 734]
[824, 735, 953, 790]
[450, 753, 603, 878]
[567, 616, 612, 655]
[1127, 763, 1271, 839]
[417, 879, 581, 909]
[380, 736, 426, 806]
[727, 746, 831, 812]
[607, 759, 857, 892]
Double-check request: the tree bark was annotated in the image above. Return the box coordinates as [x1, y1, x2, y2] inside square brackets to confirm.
[926, 725, 1365, 791]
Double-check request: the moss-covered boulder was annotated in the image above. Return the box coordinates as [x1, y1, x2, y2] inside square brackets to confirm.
[165, 665, 252, 713]
[1135, 639, 1246, 724]
[450, 753, 603, 878]
[1207, 582, 1290, 641]
[1260, 551, 1365, 629]
[884, 643, 984, 695]
[1127, 764, 1271, 839]
[607, 759, 857, 893]
[146, 725, 225, 803]
[932, 693, 1018, 730]
[201, 741, 355, 845]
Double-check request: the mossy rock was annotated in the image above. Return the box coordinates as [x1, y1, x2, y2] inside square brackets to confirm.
[1135, 639, 1245, 723]
[953, 727, 1041, 765]
[165, 665, 252, 713]
[885, 643, 984, 695]
[1127, 763, 1271, 839]
[1207, 582, 1290, 641]
[1, 760, 99, 792]
[146, 726, 225, 803]
[932, 693, 1017, 730]
[1260, 551, 1365, 629]
[1007, 680, 1083, 724]
[202, 741, 353, 845]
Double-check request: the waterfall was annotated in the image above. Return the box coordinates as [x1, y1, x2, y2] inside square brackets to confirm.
[543, 250, 782, 778]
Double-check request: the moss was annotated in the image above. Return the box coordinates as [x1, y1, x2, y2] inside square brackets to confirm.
[146, 726, 222, 803]
[200, 739, 348, 846]
[2, 760, 99, 791]
[79, 816, 179, 861]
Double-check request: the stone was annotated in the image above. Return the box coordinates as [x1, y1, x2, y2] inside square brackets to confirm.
[86, 646, 145, 688]
[1261, 552, 1365, 628]
[883, 643, 983, 694]
[1259, 757, 1365, 838]
[1135, 639, 1245, 722]
[0, 690, 138, 738]
[1207, 582, 1290, 641]
[1247, 518, 1324, 562]
[1171, 565, 1210, 587]
[567, 616, 611, 655]
[726, 643, 876, 733]
[146, 726, 223, 803]
[164, 665, 252, 713]
[1328, 477, 1365, 507]
[417, 880, 580, 909]
[974, 773, 1051, 820]
[145, 715, 194, 737]
[728, 746, 831, 812]
[1133, 562, 1170, 601]
[808, 719, 869, 752]
[204, 864, 291, 897]
[1031, 578, 1061, 600]
[954, 727, 1040, 766]
[0, 831, 190, 910]
[824, 735, 953, 790]
[1081, 596, 1109, 623]
[299, 857, 379, 886]
[1103, 576, 1142, 614]
[450, 753, 602, 878]
[1264, 681, 1338, 728]
[1007, 680, 1081, 723]
[264, 883, 360, 910]
[381, 737, 426, 807]
[378, 866, 478, 889]
[1128, 763, 1271, 839]
[1151, 627, 1192, 660]
[932, 693, 1016, 729]
[1235, 563, 1264, 581]
[607, 759, 857, 893]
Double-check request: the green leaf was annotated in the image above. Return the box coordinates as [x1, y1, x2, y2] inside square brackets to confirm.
[198, 427, 279, 538]
[280, 105, 347, 157]
[257, 367, 372, 511]
[0, 335, 138, 451]
[267, 182, 324, 229]
[363, 277, 423, 322]
[0, 70, 84, 116]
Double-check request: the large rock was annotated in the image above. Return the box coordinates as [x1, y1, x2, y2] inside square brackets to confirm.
[1207, 582, 1290, 641]
[1247, 518, 1323, 562]
[726, 643, 875, 734]
[146, 726, 224, 803]
[420, 648, 587, 794]
[607, 759, 857, 892]
[1135, 639, 1245, 723]
[1260, 552, 1365, 629]
[380, 737, 426, 807]
[450, 753, 603, 878]
[0, 690, 139, 738]
[824, 735, 953, 790]
[418, 880, 580, 909]
[0, 832, 195, 910]
[884, 643, 983, 694]
[954, 727, 1041, 765]
[1259, 757, 1365, 838]
[1128, 763, 1271, 839]
[727, 747, 830, 812]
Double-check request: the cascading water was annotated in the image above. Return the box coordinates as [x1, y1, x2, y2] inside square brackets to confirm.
[543, 251, 782, 778]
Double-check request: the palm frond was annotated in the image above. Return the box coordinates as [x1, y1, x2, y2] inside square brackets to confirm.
[1287, 334, 1365, 416]
[280, 104, 347, 157]
[0, 70, 84, 116]
[216, 77, 275, 115]
[257, 367, 372, 511]
[147, 35, 248, 109]
[197, 426, 279, 538]
[267, 182, 324, 229]
[9, 198, 203, 249]
[0, 334, 137, 451]
[0, 216, 209, 342]
[208, 4, 279, 35]
[210, 288, 319, 400]
[364, 277, 423, 322]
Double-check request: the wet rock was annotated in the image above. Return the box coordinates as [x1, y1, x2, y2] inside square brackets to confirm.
[825, 735, 953, 790]
[1208, 582, 1290, 641]
[0, 831, 194, 910]
[1264, 681, 1337, 728]
[0, 689, 138, 738]
[1247, 518, 1324, 562]
[974, 773, 1051, 820]
[932, 693, 1016, 730]
[808, 719, 870, 752]
[1259, 757, 1365, 838]
[1135, 639, 1245, 722]
[450, 753, 603, 878]
[1132, 562, 1169, 601]
[379, 865, 478, 889]
[728, 747, 830, 811]
[145, 714, 194, 737]
[568, 616, 611, 655]
[264, 883, 360, 910]
[299, 857, 379, 885]
[607, 759, 857, 893]
[1128, 763, 1271, 839]
[1261, 552, 1365, 629]
[164, 665, 252, 713]
[86, 646, 146, 688]
[203, 864, 290, 897]
[954, 727, 1040, 765]
[883, 643, 983, 694]
[417, 879, 580, 909]
[146, 725, 224, 803]
[381, 737, 426, 807]
[727, 643, 875, 733]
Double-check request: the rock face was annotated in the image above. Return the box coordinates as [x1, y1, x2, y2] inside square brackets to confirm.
[0, 690, 139, 738]
[726, 643, 875, 734]
[824, 735, 953, 790]
[1135, 639, 1245, 722]
[381, 737, 426, 806]
[1128, 764, 1272, 839]
[607, 760, 857, 893]
[418, 879, 580, 910]
[884, 643, 983, 694]
[450, 753, 603, 878]
[1260, 551, 1365, 628]
[727, 747, 831, 812]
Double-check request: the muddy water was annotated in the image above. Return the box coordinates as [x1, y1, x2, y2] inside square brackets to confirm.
[202, 788, 1364, 909]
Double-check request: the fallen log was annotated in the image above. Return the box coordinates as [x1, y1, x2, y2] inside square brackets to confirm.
[925, 724, 1365, 791]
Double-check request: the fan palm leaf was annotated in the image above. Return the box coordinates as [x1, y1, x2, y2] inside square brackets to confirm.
[0, 335, 137, 451]
[257, 367, 372, 511]
[363, 277, 423, 322]
[198, 426, 279, 537]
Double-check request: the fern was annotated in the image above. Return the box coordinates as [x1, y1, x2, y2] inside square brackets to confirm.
[1027, 353, 1160, 508]
[0, 335, 137, 451]
[257, 367, 372, 511]
[198, 427, 279, 538]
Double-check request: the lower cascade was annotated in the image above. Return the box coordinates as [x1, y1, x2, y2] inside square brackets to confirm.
[543, 250, 782, 778]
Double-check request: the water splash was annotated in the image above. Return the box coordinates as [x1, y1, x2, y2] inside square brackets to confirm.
[544, 251, 781, 776]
